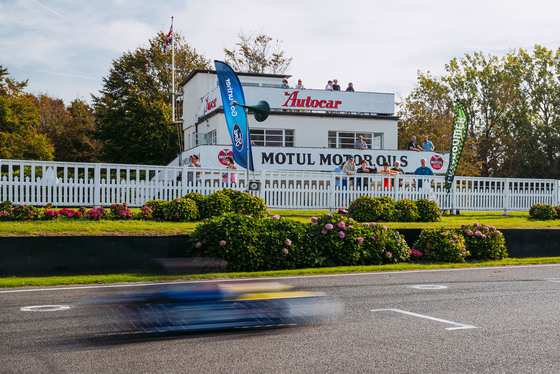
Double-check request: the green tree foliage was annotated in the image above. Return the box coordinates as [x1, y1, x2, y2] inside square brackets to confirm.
[31, 95, 100, 162]
[398, 45, 560, 179]
[93, 32, 211, 165]
[224, 32, 292, 74]
[0, 66, 54, 161]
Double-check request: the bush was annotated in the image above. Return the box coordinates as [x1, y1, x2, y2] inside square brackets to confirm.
[309, 213, 409, 266]
[229, 191, 268, 219]
[136, 205, 153, 220]
[459, 223, 507, 260]
[358, 222, 410, 265]
[144, 199, 169, 220]
[412, 228, 468, 263]
[164, 197, 199, 222]
[42, 210, 60, 220]
[348, 196, 396, 222]
[182, 192, 205, 209]
[199, 190, 232, 219]
[187, 213, 265, 272]
[0, 201, 12, 221]
[58, 208, 83, 219]
[416, 199, 441, 222]
[348, 195, 377, 222]
[529, 203, 556, 220]
[394, 199, 420, 222]
[109, 203, 133, 219]
[11, 204, 39, 221]
[85, 206, 107, 220]
[0, 201, 12, 212]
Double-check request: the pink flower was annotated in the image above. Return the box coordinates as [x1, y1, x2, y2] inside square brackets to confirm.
[282, 248, 289, 255]
[321, 229, 328, 235]
[382, 225, 387, 231]
[272, 214, 281, 219]
[348, 225, 353, 229]
[311, 217, 318, 222]
[338, 221, 346, 228]
[385, 252, 392, 259]
[325, 223, 333, 230]
[370, 236, 376, 240]
[195, 242, 202, 248]
[339, 231, 345, 239]
[219, 240, 226, 246]
[410, 249, 422, 257]
[357, 237, 363, 242]
[426, 242, 432, 250]
[284, 239, 292, 246]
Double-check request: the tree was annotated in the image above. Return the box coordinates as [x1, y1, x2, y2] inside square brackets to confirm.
[93, 32, 211, 165]
[0, 66, 54, 161]
[224, 32, 292, 74]
[397, 71, 480, 176]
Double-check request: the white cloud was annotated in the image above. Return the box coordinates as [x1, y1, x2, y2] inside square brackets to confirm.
[2, 0, 560, 103]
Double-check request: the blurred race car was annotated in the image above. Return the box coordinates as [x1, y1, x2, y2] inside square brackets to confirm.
[83, 282, 340, 334]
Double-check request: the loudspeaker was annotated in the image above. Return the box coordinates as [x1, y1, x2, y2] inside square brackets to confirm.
[248, 181, 261, 191]
[234, 100, 270, 122]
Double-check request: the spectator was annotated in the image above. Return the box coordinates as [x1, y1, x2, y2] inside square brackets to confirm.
[342, 156, 356, 187]
[391, 160, 405, 187]
[414, 158, 434, 189]
[222, 156, 237, 186]
[422, 135, 434, 151]
[356, 159, 372, 189]
[334, 160, 345, 188]
[280, 79, 290, 89]
[379, 162, 397, 189]
[295, 79, 305, 90]
[325, 80, 333, 91]
[187, 154, 201, 185]
[407, 135, 423, 152]
[345, 82, 354, 92]
[332, 79, 341, 91]
[353, 135, 368, 150]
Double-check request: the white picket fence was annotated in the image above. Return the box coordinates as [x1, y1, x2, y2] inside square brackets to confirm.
[1, 159, 558, 213]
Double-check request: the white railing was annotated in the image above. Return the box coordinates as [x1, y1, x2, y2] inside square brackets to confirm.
[1, 159, 558, 213]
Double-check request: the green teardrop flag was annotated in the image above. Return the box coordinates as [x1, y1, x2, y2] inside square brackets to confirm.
[444, 100, 468, 191]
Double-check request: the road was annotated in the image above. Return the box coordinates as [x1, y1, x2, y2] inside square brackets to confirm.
[1, 264, 560, 374]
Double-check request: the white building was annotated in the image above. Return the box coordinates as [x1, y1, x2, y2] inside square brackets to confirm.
[176, 69, 448, 174]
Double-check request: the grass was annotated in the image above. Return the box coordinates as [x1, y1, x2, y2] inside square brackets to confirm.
[0, 210, 558, 237]
[2, 257, 559, 288]
[2, 209, 559, 288]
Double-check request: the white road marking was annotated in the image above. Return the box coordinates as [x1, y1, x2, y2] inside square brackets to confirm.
[545, 278, 560, 283]
[409, 285, 448, 290]
[370, 308, 477, 330]
[20, 305, 72, 312]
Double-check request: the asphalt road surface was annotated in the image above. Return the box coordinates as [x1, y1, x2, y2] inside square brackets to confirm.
[1, 264, 560, 374]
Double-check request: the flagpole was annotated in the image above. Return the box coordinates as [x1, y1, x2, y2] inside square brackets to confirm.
[171, 16, 175, 124]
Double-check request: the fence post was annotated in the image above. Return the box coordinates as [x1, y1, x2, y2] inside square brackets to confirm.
[503, 179, 510, 215]
[94, 163, 101, 207]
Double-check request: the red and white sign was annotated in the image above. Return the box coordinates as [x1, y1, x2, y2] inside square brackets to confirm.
[430, 155, 444, 170]
[197, 86, 394, 117]
[218, 149, 233, 165]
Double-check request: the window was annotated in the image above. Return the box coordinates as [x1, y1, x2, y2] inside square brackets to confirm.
[328, 131, 384, 149]
[250, 129, 294, 147]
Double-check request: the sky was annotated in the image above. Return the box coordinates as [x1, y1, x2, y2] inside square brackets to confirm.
[2, 0, 560, 105]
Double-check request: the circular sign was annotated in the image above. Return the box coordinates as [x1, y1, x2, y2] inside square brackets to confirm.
[20, 305, 72, 312]
[430, 155, 444, 170]
[218, 149, 233, 165]
[232, 123, 244, 152]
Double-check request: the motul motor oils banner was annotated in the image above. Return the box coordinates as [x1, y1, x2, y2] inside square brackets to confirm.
[180, 145, 449, 174]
